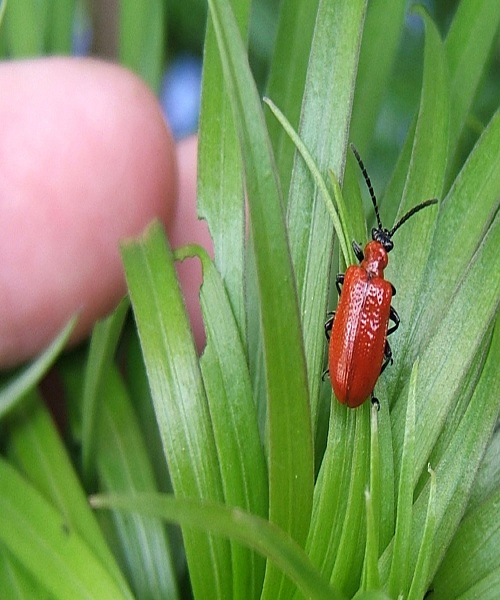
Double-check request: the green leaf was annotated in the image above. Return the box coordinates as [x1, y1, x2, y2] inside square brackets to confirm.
[91, 493, 342, 600]
[350, 0, 406, 154]
[444, 0, 500, 159]
[390, 110, 500, 480]
[0, 458, 133, 600]
[413, 108, 500, 347]
[197, 0, 250, 338]
[387, 362, 417, 597]
[0, 0, 7, 29]
[198, 0, 250, 337]
[47, 0, 75, 53]
[264, 98, 351, 264]
[285, 0, 368, 431]
[0, 544, 41, 599]
[5, 391, 130, 596]
[431, 475, 500, 598]
[385, 7, 447, 377]
[205, 1, 314, 597]
[380, 317, 500, 586]
[119, 0, 165, 91]
[0, 316, 77, 420]
[4, 0, 48, 55]
[407, 466, 436, 600]
[265, 0, 320, 199]
[467, 425, 500, 514]
[96, 365, 179, 600]
[176, 244, 268, 598]
[121, 222, 232, 598]
[305, 404, 371, 596]
[122, 329, 171, 494]
[81, 297, 129, 482]
[360, 406, 383, 592]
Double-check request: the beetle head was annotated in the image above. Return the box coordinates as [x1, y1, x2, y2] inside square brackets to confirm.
[371, 228, 394, 253]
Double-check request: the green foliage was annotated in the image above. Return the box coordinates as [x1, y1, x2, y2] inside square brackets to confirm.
[0, 0, 499, 598]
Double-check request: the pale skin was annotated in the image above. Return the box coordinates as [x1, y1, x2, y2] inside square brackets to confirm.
[0, 57, 212, 368]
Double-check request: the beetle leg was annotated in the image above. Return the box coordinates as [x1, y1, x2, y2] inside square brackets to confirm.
[324, 311, 335, 340]
[321, 368, 329, 381]
[352, 240, 364, 262]
[335, 273, 345, 296]
[387, 305, 400, 336]
[391, 283, 396, 296]
[370, 392, 380, 410]
[380, 340, 393, 374]
[326, 271, 345, 340]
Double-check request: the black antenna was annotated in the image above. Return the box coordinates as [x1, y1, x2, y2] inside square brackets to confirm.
[350, 143, 383, 230]
[389, 198, 438, 237]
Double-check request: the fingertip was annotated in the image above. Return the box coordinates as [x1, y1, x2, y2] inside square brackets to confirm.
[0, 57, 178, 367]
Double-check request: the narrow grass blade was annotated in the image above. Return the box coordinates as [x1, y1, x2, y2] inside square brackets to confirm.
[5, 390, 130, 595]
[380, 317, 500, 583]
[265, 0, 319, 199]
[467, 427, 500, 515]
[122, 222, 232, 598]
[360, 489, 380, 591]
[328, 408, 371, 593]
[431, 484, 500, 598]
[420, 319, 500, 575]
[0, 0, 7, 29]
[285, 0, 368, 430]
[360, 406, 381, 591]
[0, 315, 77, 420]
[0, 458, 133, 600]
[0, 544, 41, 598]
[305, 404, 371, 595]
[197, 0, 250, 338]
[176, 244, 268, 598]
[206, 1, 314, 597]
[392, 167, 500, 482]
[96, 365, 179, 600]
[4, 0, 48, 55]
[413, 109, 500, 347]
[350, 0, 406, 153]
[445, 0, 500, 159]
[387, 361, 417, 596]
[264, 97, 350, 264]
[81, 297, 129, 481]
[386, 8, 447, 371]
[92, 493, 343, 600]
[407, 466, 436, 600]
[47, 0, 75, 52]
[119, 0, 165, 91]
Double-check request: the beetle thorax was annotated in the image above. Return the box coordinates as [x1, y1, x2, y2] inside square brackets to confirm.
[361, 241, 388, 277]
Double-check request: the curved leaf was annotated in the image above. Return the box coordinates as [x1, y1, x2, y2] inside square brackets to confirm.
[122, 222, 232, 598]
[0, 458, 133, 600]
[92, 492, 342, 600]
[205, 3, 314, 599]
[0, 316, 77, 420]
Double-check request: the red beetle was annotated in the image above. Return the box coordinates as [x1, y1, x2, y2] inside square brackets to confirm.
[325, 144, 437, 408]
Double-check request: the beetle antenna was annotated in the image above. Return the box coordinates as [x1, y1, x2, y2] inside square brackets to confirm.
[350, 143, 383, 231]
[389, 199, 438, 237]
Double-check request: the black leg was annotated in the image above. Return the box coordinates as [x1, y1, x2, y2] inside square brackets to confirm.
[380, 340, 394, 375]
[326, 272, 345, 340]
[387, 305, 400, 336]
[370, 392, 380, 410]
[335, 273, 344, 296]
[324, 312, 335, 340]
[352, 240, 364, 262]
